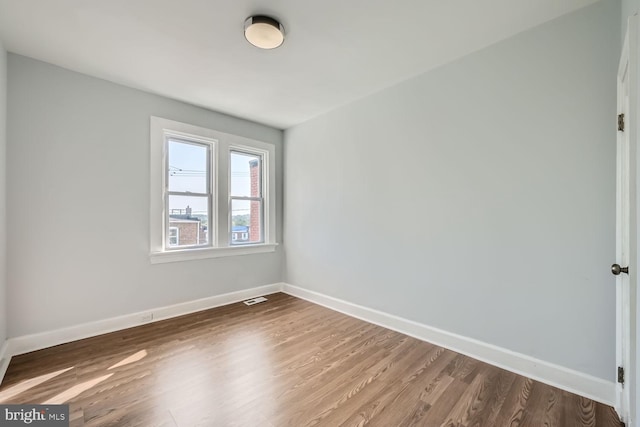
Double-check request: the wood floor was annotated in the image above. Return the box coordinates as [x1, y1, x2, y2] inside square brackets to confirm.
[0, 293, 621, 427]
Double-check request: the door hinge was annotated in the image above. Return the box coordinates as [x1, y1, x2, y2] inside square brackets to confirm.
[618, 113, 625, 132]
[618, 366, 625, 384]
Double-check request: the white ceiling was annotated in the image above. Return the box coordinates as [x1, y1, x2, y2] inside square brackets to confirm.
[0, 0, 599, 129]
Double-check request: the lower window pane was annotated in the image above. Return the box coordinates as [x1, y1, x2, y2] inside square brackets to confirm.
[168, 195, 210, 247]
[231, 199, 262, 244]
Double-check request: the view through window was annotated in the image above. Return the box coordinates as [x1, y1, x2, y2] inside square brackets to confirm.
[166, 138, 212, 249]
[230, 150, 263, 245]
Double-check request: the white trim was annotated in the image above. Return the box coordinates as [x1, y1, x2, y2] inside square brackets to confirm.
[150, 116, 278, 263]
[0, 281, 616, 407]
[617, 19, 635, 424]
[164, 136, 214, 250]
[229, 145, 272, 245]
[616, 14, 640, 427]
[150, 243, 278, 264]
[0, 341, 11, 385]
[5, 283, 284, 359]
[281, 283, 616, 406]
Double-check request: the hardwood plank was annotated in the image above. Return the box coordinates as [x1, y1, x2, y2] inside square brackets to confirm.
[473, 369, 518, 426]
[493, 375, 534, 426]
[410, 378, 469, 427]
[439, 363, 502, 427]
[562, 394, 598, 427]
[0, 293, 621, 427]
[519, 380, 555, 427]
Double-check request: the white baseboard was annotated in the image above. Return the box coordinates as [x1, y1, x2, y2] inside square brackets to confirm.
[281, 283, 616, 406]
[0, 340, 11, 384]
[6, 283, 285, 360]
[0, 281, 616, 407]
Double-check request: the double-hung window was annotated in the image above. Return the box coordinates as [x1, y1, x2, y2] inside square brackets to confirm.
[230, 150, 265, 245]
[150, 117, 277, 263]
[165, 136, 213, 249]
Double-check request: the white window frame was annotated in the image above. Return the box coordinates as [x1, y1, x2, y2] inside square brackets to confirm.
[229, 147, 267, 246]
[150, 117, 277, 264]
[165, 136, 213, 250]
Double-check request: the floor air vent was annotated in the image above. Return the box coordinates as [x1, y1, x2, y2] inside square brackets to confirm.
[243, 296, 268, 306]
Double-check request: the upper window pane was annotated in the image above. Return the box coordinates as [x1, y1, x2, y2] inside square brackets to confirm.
[168, 139, 208, 194]
[230, 151, 261, 197]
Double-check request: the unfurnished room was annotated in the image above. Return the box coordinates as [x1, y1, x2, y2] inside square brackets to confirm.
[0, 1, 638, 426]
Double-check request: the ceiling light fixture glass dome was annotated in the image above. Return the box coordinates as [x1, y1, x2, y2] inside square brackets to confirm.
[244, 15, 285, 49]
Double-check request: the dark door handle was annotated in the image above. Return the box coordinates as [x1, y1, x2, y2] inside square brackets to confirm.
[611, 264, 629, 275]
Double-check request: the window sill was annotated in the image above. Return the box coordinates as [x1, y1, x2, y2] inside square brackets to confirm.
[150, 243, 278, 264]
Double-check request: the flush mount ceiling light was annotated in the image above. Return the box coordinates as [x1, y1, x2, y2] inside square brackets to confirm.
[244, 15, 285, 49]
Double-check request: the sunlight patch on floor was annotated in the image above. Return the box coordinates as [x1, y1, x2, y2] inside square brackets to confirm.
[108, 349, 148, 370]
[42, 373, 113, 405]
[0, 367, 74, 403]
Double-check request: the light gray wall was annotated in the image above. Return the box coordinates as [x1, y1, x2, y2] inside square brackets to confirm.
[284, 0, 619, 380]
[7, 54, 284, 337]
[622, 0, 639, 39]
[0, 41, 7, 348]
